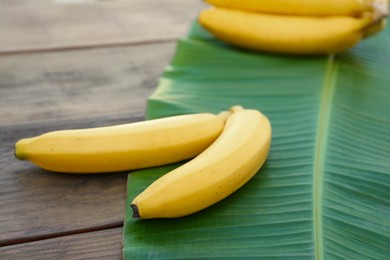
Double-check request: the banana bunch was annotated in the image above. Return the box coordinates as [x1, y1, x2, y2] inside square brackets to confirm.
[131, 106, 271, 219]
[15, 106, 272, 218]
[199, 0, 388, 55]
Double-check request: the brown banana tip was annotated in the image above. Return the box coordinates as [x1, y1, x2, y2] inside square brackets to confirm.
[131, 204, 140, 218]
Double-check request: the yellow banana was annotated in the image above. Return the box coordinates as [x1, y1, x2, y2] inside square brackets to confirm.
[205, 0, 373, 16]
[131, 106, 272, 219]
[199, 7, 381, 55]
[15, 112, 230, 173]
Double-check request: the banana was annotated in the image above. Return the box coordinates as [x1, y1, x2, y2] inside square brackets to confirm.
[131, 106, 272, 219]
[199, 7, 382, 55]
[205, 0, 374, 16]
[15, 112, 230, 173]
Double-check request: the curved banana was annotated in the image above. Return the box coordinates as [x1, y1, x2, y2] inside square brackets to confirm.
[199, 7, 381, 55]
[131, 106, 272, 219]
[15, 112, 229, 173]
[205, 0, 373, 16]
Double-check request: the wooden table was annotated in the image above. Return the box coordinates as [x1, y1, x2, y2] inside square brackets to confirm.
[0, 1, 204, 258]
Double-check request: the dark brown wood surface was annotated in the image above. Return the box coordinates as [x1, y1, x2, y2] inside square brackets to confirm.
[0, 0, 204, 258]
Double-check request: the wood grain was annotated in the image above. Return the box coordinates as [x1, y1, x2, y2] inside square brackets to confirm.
[0, 42, 175, 246]
[0, 227, 123, 260]
[0, 0, 205, 54]
[0, 42, 176, 126]
[0, 0, 204, 256]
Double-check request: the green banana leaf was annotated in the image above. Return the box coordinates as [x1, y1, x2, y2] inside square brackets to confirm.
[123, 21, 390, 259]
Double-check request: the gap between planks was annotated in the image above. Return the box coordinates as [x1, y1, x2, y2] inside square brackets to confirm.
[0, 37, 178, 57]
[0, 220, 124, 247]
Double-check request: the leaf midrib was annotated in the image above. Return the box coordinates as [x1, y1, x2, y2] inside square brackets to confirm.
[313, 54, 338, 260]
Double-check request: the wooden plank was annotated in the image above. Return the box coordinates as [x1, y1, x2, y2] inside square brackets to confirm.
[0, 42, 175, 245]
[0, 227, 123, 259]
[0, 41, 176, 126]
[0, 0, 205, 53]
[0, 116, 127, 247]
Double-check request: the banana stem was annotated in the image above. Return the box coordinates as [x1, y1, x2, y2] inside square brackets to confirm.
[372, 0, 389, 20]
[217, 110, 232, 121]
[230, 105, 244, 113]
